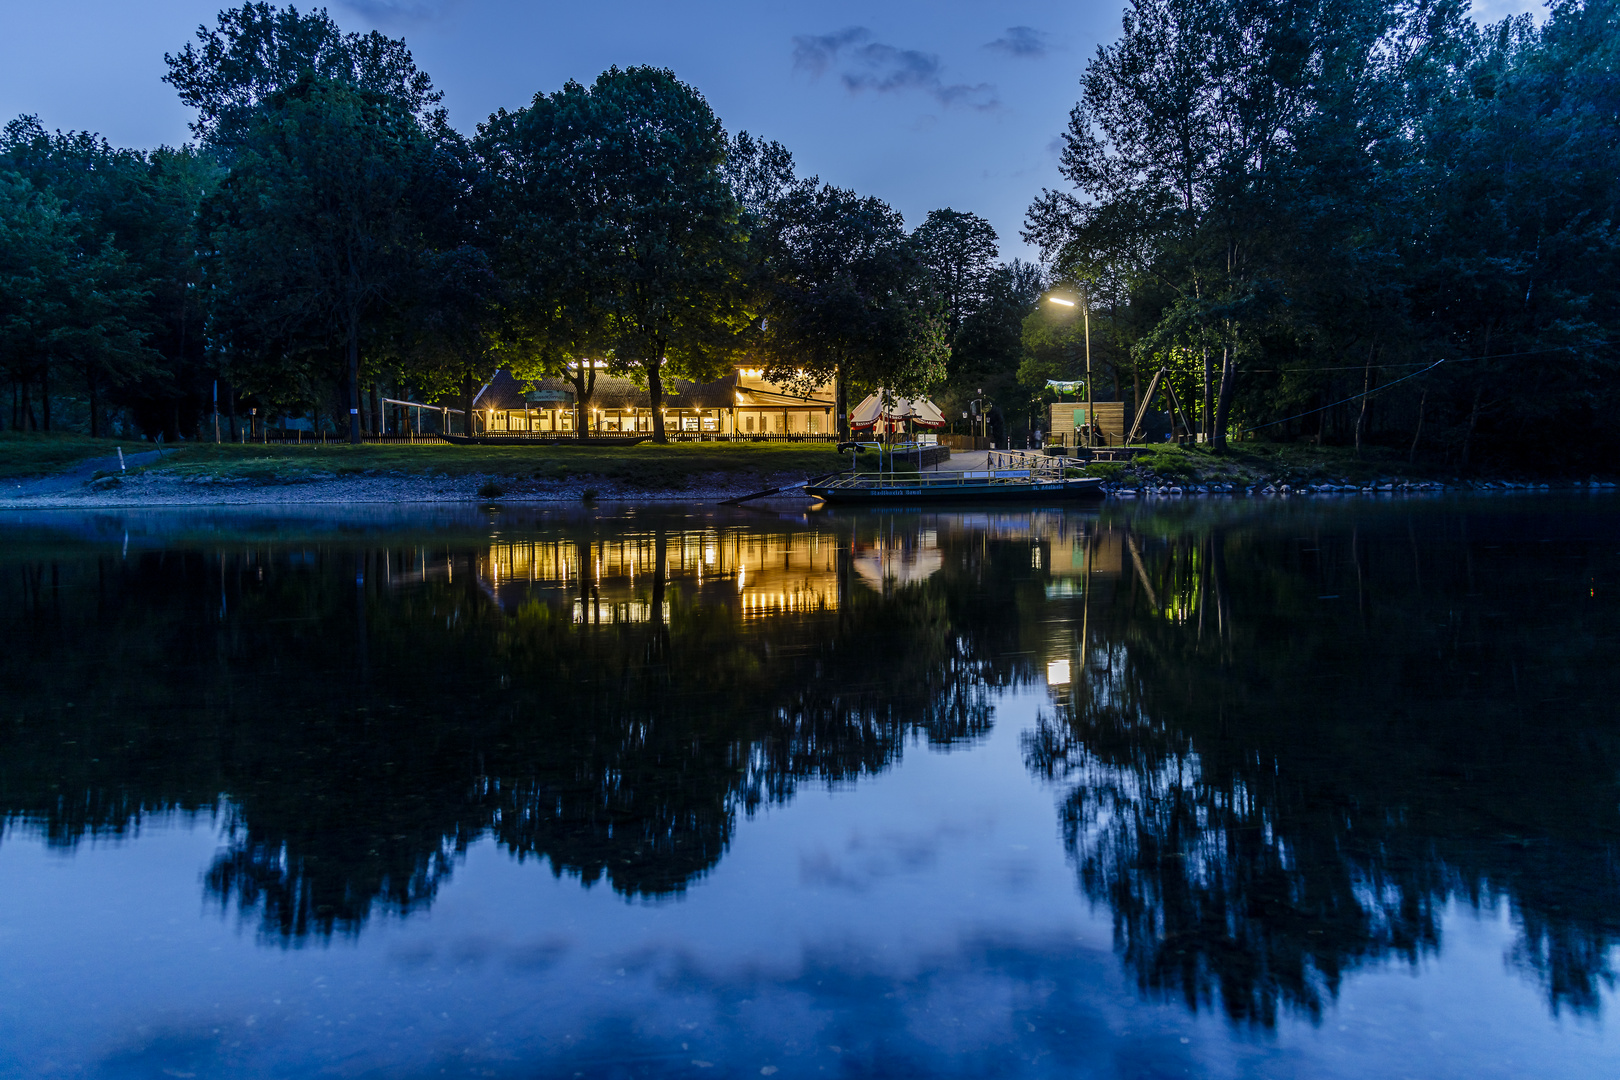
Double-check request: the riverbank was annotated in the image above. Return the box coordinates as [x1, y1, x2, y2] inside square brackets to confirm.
[2, 463, 825, 508]
[1082, 442, 1619, 495]
[0, 437, 864, 508]
[2, 433, 1614, 508]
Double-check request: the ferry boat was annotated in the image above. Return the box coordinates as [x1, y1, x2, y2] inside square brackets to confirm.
[804, 469, 1104, 505]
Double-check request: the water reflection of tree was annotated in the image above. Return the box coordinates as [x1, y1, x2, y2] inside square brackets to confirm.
[1026, 512, 1620, 1023]
[0, 515, 1031, 939]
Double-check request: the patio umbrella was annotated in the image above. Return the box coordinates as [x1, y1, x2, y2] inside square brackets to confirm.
[849, 391, 947, 429]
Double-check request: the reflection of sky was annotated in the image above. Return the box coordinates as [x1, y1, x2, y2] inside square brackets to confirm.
[2, 686, 1615, 1079]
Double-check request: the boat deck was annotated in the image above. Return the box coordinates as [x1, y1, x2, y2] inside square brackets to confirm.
[805, 470, 1103, 504]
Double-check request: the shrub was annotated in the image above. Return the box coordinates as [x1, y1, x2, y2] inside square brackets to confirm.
[477, 480, 506, 498]
[1137, 448, 1197, 479]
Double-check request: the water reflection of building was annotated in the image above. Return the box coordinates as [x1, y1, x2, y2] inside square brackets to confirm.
[853, 528, 942, 590]
[477, 528, 842, 623]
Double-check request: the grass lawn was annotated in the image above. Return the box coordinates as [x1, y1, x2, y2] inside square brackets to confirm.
[0, 432, 133, 479]
[138, 440, 869, 486]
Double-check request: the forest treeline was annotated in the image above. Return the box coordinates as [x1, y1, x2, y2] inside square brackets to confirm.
[1026, 0, 1620, 465]
[1, 0, 1616, 463]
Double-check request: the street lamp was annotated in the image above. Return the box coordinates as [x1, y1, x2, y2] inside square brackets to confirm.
[1047, 288, 1093, 449]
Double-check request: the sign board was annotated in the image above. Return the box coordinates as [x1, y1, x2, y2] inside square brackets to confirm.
[525, 390, 573, 404]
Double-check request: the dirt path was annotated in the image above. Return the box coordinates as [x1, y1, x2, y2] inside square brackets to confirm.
[5, 449, 164, 498]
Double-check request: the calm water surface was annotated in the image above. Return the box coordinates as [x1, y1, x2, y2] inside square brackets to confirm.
[1, 496, 1617, 1079]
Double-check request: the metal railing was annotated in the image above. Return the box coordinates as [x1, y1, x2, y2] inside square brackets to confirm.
[814, 469, 1070, 491]
[988, 450, 1072, 477]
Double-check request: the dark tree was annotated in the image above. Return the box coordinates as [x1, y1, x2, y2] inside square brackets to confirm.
[200, 75, 458, 442]
[164, 2, 442, 153]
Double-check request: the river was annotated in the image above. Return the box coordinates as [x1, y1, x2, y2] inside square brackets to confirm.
[1, 495, 1616, 1078]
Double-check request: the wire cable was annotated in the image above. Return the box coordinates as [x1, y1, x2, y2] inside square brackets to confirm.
[1236, 339, 1612, 434]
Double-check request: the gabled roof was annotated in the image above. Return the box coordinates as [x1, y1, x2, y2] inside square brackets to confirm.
[476, 369, 742, 412]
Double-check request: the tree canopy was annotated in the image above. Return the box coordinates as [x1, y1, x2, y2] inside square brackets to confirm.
[1025, 0, 1620, 460]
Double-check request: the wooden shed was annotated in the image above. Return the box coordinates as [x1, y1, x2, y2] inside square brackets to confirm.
[1047, 402, 1127, 447]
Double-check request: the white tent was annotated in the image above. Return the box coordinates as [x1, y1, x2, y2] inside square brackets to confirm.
[849, 391, 947, 430]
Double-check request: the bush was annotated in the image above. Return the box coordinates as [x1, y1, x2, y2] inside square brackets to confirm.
[1136, 448, 1198, 479]
[477, 480, 506, 498]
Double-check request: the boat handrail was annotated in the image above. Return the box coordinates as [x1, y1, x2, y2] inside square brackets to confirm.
[815, 470, 1091, 490]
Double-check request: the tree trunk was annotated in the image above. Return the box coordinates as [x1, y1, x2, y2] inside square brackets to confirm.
[88, 374, 99, 438]
[23, 376, 36, 431]
[835, 360, 848, 442]
[647, 358, 667, 444]
[462, 367, 476, 437]
[566, 360, 596, 441]
[371, 382, 383, 437]
[1200, 346, 1212, 442]
[1211, 347, 1235, 451]
[1460, 386, 1483, 467]
[1354, 348, 1374, 455]
[40, 362, 51, 432]
[1408, 389, 1426, 464]
[346, 319, 362, 443]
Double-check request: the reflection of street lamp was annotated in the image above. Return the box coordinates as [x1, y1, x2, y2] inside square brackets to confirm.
[1047, 289, 1093, 449]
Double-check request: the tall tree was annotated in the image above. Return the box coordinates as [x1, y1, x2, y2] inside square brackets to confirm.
[755, 184, 948, 437]
[1026, 0, 1409, 450]
[199, 75, 457, 442]
[0, 172, 73, 430]
[912, 208, 1000, 340]
[479, 68, 751, 443]
[164, 2, 442, 153]
[0, 124, 166, 435]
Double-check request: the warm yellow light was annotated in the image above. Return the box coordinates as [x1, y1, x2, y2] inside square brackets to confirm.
[1047, 659, 1071, 685]
[1048, 296, 1076, 307]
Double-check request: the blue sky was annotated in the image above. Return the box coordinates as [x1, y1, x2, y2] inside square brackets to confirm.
[0, 0, 1541, 263]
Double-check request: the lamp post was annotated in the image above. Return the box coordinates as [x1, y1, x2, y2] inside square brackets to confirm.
[1047, 290, 1093, 448]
